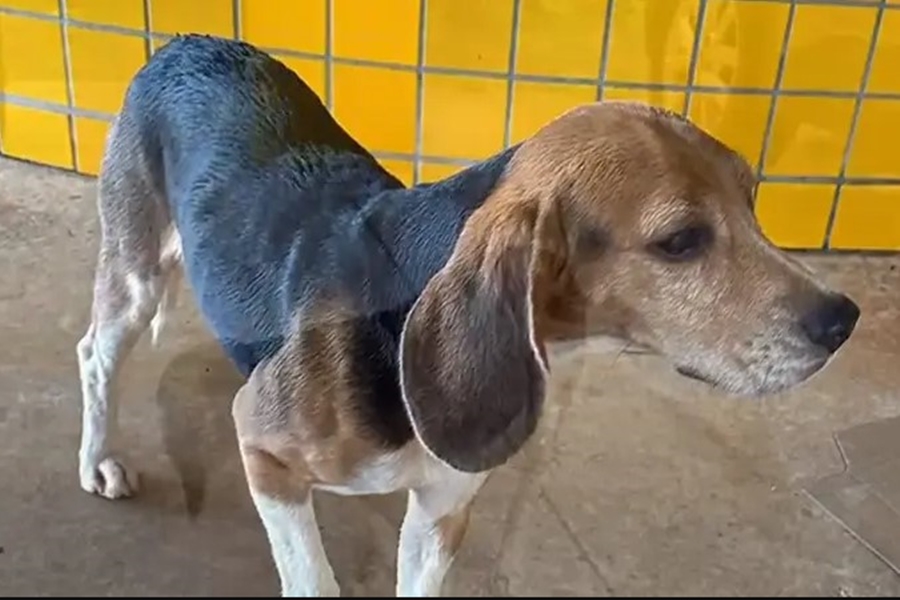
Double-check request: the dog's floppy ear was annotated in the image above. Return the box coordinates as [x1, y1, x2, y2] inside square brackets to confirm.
[400, 201, 550, 474]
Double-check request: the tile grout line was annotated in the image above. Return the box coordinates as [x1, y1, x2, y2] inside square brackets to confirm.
[142, 0, 154, 59]
[0, 94, 113, 120]
[502, 0, 523, 149]
[232, 0, 242, 40]
[682, 0, 709, 117]
[57, 0, 79, 173]
[4, 84, 900, 189]
[324, 0, 334, 110]
[412, 0, 428, 185]
[755, 0, 797, 203]
[596, 0, 616, 101]
[824, 0, 886, 249]
[1, 5, 899, 99]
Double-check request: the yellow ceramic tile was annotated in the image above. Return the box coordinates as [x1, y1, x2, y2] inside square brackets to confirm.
[422, 74, 507, 159]
[606, 0, 698, 85]
[333, 65, 417, 154]
[151, 36, 170, 54]
[848, 100, 900, 178]
[379, 159, 415, 187]
[831, 186, 900, 251]
[764, 97, 855, 177]
[150, 0, 232, 36]
[420, 162, 465, 183]
[75, 116, 111, 175]
[695, 0, 789, 89]
[426, 0, 512, 71]
[334, 0, 419, 64]
[0, 13, 67, 104]
[867, 10, 900, 95]
[602, 87, 685, 113]
[241, 0, 325, 55]
[0, 104, 72, 169]
[781, 5, 875, 92]
[754, 182, 833, 249]
[68, 27, 145, 114]
[67, 0, 145, 30]
[688, 93, 770, 163]
[511, 82, 595, 144]
[0, 0, 57, 15]
[516, 0, 608, 78]
[277, 56, 326, 101]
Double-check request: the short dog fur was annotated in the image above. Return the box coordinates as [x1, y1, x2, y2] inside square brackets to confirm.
[76, 35, 860, 597]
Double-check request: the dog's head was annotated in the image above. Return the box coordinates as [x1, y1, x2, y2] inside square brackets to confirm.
[400, 101, 859, 474]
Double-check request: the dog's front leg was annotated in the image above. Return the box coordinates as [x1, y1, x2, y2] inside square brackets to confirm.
[396, 471, 487, 597]
[240, 445, 339, 597]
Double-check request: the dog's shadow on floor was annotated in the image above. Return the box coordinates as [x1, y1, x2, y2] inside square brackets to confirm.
[152, 341, 408, 595]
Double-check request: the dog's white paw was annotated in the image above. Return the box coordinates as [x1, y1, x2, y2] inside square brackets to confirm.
[80, 457, 139, 499]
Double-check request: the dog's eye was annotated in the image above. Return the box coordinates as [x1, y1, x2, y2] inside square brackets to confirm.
[651, 225, 712, 261]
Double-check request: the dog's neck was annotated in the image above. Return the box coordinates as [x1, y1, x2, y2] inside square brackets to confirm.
[337, 145, 522, 304]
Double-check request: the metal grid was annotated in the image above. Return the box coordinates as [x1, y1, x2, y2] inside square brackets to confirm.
[0, 0, 898, 241]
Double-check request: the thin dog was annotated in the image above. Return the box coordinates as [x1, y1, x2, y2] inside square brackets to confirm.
[76, 35, 860, 597]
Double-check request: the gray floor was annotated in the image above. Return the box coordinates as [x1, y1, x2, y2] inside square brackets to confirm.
[1, 157, 899, 596]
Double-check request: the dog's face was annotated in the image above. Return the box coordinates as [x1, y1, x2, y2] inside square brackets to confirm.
[527, 102, 859, 397]
[400, 101, 860, 474]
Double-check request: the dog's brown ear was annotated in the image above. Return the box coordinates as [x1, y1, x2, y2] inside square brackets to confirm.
[400, 203, 549, 474]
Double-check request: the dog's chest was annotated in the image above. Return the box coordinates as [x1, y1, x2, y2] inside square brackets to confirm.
[313, 441, 444, 496]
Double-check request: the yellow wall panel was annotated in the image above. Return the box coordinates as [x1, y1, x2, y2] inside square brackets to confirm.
[765, 97, 855, 177]
[689, 93, 770, 163]
[334, 0, 419, 65]
[333, 65, 417, 154]
[379, 160, 415, 187]
[868, 10, 900, 95]
[426, 0, 512, 71]
[0, 0, 897, 251]
[242, 0, 325, 55]
[755, 183, 833, 250]
[516, 0, 608, 79]
[68, 28, 145, 114]
[420, 162, 464, 183]
[151, 36, 169, 54]
[0, 0, 56, 15]
[0, 104, 72, 169]
[511, 82, 596, 145]
[847, 99, 900, 179]
[74, 116, 110, 176]
[694, 0, 789, 89]
[781, 5, 876, 92]
[277, 56, 326, 101]
[603, 88, 684, 113]
[831, 186, 900, 251]
[67, 0, 145, 30]
[422, 74, 507, 159]
[150, 0, 232, 37]
[606, 0, 698, 85]
[0, 13, 67, 104]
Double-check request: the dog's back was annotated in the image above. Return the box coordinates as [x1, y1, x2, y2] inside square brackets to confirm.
[97, 35, 411, 373]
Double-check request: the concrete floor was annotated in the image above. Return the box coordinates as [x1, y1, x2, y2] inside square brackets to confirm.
[1, 156, 900, 597]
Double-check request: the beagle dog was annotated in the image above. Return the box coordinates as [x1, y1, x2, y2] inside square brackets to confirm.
[75, 34, 860, 597]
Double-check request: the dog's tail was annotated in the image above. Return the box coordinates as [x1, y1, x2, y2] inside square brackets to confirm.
[150, 227, 183, 347]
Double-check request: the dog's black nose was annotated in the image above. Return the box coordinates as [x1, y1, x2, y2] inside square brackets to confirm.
[801, 294, 860, 354]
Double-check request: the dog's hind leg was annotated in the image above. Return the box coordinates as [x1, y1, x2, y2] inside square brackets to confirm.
[76, 115, 177, 499]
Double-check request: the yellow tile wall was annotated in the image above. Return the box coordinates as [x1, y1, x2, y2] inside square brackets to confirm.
[0, 0, 898, 251]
